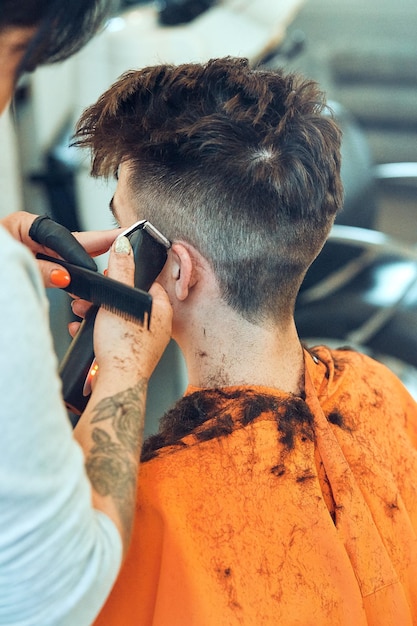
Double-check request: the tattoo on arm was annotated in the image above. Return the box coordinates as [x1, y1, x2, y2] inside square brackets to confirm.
[85, 379, 147, 544]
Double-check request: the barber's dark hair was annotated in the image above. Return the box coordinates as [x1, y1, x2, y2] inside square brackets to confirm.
[74, 57, 343, 323]
[0, 0, 117, 72]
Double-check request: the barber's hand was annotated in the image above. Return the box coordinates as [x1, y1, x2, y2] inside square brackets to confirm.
[1, 211, 120, 287]
[85, 236, 172, 391]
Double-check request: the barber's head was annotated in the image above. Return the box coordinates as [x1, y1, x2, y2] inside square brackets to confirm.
[0, 0, 115, 113]
[75, 57, 343, 323]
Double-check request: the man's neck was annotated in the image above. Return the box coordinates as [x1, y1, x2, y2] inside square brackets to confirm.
[176, 303, 304, 394]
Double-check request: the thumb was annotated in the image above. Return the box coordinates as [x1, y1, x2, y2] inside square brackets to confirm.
[106, 235, 135, 286]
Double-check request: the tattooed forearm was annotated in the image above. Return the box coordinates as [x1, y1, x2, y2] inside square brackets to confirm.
[85, 379, 147, 543]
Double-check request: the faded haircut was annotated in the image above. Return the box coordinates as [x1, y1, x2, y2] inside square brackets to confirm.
[74, 57, 343, 323]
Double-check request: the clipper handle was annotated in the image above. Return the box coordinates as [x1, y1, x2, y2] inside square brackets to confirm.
[59, 307, 98, 416]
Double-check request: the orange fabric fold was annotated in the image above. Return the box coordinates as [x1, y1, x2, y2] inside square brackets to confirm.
[304, 363, 413, 625]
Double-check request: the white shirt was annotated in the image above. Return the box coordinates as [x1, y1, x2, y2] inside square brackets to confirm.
[0, 225, 122, 626]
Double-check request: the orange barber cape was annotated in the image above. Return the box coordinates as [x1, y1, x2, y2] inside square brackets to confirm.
[95, 347, 417, 625]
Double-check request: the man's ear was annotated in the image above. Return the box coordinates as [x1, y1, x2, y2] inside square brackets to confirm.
[169, 242, 197, 301]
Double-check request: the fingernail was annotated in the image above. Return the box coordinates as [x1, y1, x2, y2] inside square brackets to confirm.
[50, 268, 71, 288]
[114, 235, 132, 255]
[103, 268, 108, 276]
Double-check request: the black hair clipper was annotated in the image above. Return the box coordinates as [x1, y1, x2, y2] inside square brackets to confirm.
[59, 220, 171, 422]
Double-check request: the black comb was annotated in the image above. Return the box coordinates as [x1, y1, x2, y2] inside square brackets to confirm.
[37, 254, 152, 326]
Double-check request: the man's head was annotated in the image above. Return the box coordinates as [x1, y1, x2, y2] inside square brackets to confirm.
[75, 57, 343, 324]
[0, 0, 115, 112]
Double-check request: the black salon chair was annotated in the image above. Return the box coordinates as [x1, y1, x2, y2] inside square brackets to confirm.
[295, 102, 417, 384]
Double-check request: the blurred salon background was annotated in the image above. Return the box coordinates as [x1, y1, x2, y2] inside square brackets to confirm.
[1, 0, 416, 429]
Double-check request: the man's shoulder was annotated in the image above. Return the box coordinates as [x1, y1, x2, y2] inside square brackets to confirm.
[310, 343, 417, 434]
[309, 344, 396, 379]
[307, 342, 417, 411]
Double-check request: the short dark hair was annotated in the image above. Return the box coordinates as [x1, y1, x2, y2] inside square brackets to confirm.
[74, 57, 343, 323]
[0, 0, 117, 72]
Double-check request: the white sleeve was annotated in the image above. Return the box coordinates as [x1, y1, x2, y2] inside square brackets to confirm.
[0, 227, 122, 626]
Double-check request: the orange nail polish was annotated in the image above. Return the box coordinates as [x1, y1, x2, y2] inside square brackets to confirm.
[103, 268, 108, 276]
[50, 268, 71, 288]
